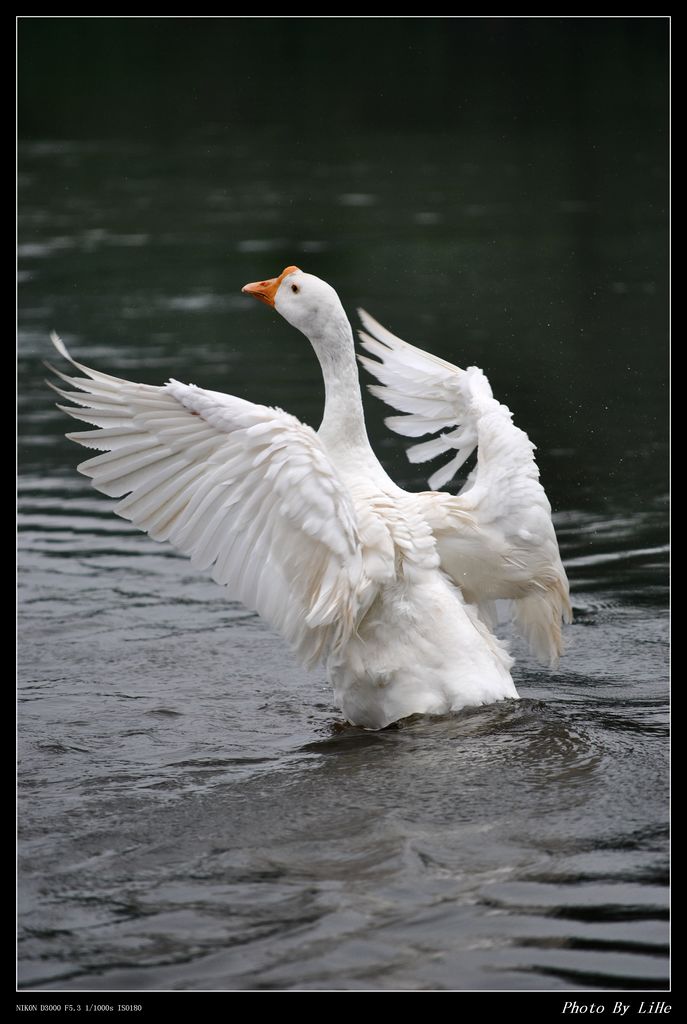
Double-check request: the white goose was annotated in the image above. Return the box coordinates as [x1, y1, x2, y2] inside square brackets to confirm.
[50, 266, 571, 730]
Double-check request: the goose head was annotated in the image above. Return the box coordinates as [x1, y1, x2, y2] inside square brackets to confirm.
[242, 266, 348, 342]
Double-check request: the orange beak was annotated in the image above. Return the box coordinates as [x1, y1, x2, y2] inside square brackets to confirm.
[241, 266, 301, 307]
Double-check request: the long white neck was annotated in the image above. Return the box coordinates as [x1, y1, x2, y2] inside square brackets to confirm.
[307, 313, 374, 460]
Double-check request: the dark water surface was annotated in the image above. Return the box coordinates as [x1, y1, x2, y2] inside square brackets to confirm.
[19, 20, 668, 992]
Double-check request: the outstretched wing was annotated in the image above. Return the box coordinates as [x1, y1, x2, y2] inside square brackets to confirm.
[49, 333, 367, 668]
[358, 310, 572, 666]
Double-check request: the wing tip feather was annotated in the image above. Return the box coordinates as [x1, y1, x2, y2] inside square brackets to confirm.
[50, 330, 73, 364]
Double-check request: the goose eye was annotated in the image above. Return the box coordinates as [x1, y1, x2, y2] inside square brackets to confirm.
[291, 283, 299, 293]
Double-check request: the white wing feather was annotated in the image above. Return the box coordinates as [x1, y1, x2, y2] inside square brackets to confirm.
[49, 333, 367, 668]
[357, 310, 572, 666]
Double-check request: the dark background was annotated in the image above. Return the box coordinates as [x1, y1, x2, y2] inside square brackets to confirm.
[19, 18, 666, 141]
